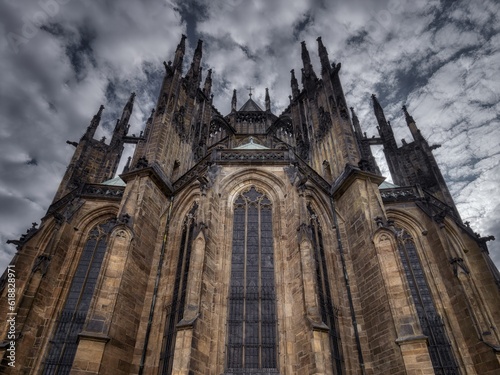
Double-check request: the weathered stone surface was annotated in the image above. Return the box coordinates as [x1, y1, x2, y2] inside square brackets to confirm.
[1, 36, 499, 375]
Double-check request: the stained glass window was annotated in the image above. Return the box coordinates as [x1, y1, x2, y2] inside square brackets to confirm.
[396, 229, 459, 375]
[43, 219, 115, 375]
[227, 187, 277, 370]
[308, 205, 343, 375]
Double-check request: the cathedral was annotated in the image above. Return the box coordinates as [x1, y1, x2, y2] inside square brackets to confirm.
[1, 35, 500, 375]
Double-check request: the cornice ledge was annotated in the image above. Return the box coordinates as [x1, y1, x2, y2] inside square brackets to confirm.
[395, 334, 428, 345]
[120, 162, 173, 197]
[331, 164, 385, 198]
[78, 331, 111, 343]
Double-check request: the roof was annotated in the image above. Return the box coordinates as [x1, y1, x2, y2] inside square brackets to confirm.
[379, 180, 399, 189]
[239, 97, 263, 112]
[101, 176, 126, 186]
[234, 137, 269, 149]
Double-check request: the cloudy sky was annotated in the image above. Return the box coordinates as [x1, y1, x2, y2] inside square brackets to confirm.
[0, 0, 499, 273]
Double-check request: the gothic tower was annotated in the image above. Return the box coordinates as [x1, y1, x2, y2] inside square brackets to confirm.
[1, 35, 500, 375]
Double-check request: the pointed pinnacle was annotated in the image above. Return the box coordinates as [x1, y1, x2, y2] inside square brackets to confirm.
[301, 41, 311, 67]
[350, 107, 358, 120]
[97, 104, 105, 115]
[402, 104, 415, 124]
[317, 36, 330, 74]
[177, 34, 186, 52]
[195, 39, 203, 53]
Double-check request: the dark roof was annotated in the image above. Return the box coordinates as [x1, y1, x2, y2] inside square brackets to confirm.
[239, 97, 263, 112]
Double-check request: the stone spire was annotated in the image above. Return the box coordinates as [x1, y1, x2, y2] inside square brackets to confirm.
[301, 41, 312, 70]
[301, 41, 317, 79]
[402, 104, 420, 141]
[290, 69, 299, 99]
[203, 68, 212, 97]
[402, 104, 415, 125]
[317, 36, 331, 75]
[83, 104, 104, 140]
[265, 88, 271, 111]
[186, 39, 203, 79]
[120, 92, 135, 124]
[173, 34, 186, 71]
[350, 107, 363, 136]
[231, 89, 237, 112]
[372, 94, 397, 150]
[111, 92, 135, 147]
[300, 41, 317, 92]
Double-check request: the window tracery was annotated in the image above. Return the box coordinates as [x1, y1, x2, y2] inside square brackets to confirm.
[43, 218, 115, 375]
[396, 229, 459, 374]
[227, 187, 277, 370]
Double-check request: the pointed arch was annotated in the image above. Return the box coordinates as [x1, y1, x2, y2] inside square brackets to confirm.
[391, 225, 460, 374]
[219, 168, 287, 206]
[226, 186, 277, 370]
[212, 169, 291, 372]
[42, 217, 116, 375]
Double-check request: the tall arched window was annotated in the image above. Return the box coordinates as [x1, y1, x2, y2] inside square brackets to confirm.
[308, 205, 343, 374]
[161, 203, 198, 375]
[43, 218, 115, 375]
[226, 187, 277, 370]
[396, 229, 459, 374]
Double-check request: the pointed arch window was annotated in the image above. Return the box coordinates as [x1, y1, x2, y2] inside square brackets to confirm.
[226, 187, 277, 370]
[160, 203, 198, 375]
[308, 205, 343, 374]
[396, 229, 459, 374]
[43, 218, 115, 375]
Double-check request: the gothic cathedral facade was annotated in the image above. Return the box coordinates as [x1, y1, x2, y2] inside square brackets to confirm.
[1, 35, 500, 375]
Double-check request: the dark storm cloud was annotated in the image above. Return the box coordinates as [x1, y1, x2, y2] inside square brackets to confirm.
[0, 0, 499, 274]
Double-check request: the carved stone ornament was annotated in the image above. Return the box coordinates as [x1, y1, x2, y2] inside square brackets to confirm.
[32, 254, 52, 275]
